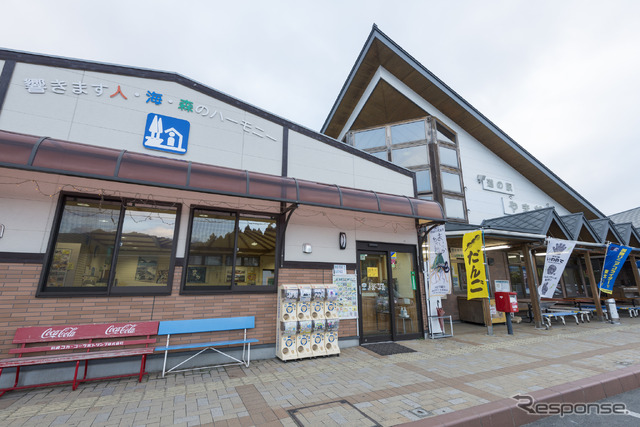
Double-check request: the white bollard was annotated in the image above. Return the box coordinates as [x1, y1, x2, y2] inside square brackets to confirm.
[606, 298, 620, 324]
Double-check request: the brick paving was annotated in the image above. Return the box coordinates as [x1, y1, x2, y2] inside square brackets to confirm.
[1, 318, 640, 426]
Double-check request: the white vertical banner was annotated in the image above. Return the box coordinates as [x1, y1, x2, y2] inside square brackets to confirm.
[538, 238, 577, 298]
[427, 225, 452, 296]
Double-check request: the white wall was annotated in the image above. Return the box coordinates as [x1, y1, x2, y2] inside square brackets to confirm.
[287, 130, 415, 195]
[1, 63, 284, 176]
[284, 206, 418, 263]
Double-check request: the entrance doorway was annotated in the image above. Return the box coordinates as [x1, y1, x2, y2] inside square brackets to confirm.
[357, 243, 422, 343]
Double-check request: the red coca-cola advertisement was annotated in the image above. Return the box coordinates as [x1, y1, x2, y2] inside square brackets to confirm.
[14, 321, 159, 343]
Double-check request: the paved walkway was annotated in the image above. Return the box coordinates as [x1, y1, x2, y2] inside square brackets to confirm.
[1, 317, 640, 426]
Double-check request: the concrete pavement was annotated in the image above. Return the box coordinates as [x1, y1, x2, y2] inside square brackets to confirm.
[1, 317, 640, 426]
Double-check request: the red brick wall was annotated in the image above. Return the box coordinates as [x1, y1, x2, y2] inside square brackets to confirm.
[0, 264, 357, 358]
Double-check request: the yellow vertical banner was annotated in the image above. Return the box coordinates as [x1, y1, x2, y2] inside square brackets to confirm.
[463, 230, 489, 299]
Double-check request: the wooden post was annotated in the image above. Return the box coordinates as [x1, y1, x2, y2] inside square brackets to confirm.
[630, 255, 640, 296]
[523, 243, 543, 328]
[584, 252, 605, 321]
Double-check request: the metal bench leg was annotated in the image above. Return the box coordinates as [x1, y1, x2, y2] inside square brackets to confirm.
[162, 335, 170, 378]
[72, 361, 81, 391]
[12, 366, 21, 390]
[573, 315, 579, 325]
[0, 367, 6, 397]
[139, 355, 147, 382]
[246, 343, 251, 368]
[560, 316, 566, 326]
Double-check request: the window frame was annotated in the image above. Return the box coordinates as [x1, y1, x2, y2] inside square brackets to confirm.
[434, 120, 468, 222]
[37, 193, 181, 297]
[180, 205, 280, 295]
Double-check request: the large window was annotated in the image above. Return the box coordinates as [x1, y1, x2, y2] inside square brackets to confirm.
[41, 195, 179, 295]
[183, 208, 278, 292]
[435, 121, 467, 222]
[347, 117, 468, 222]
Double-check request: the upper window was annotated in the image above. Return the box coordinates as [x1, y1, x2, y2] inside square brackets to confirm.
[390, 121, 426, 145]
[436, 123, 456, 145]
[439, 146, 459, 168]
[353, 127, 386, 150]
[41, 195, 179, 295]
[183, 208, 278, 292]
[391, 145, 429, 168]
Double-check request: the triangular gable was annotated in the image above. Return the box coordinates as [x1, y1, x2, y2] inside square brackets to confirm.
[633, 227, 640, 248]
[613, 223, 640, 247]
[322, 25, 604, 220]
[609, 207, 640, 228]
[560, 213, 600, 243]
[589, 219, 624, 244]
[481, 207, 571, 239]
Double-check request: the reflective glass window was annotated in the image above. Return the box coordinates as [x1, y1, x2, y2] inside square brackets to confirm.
[439, 146, 459, 168]
[391, 145, 428, 167]
[391, 121, 426, 145]
[415, 170, 431, 192]
[42, 196, 178, 295]
[436, 124, 456, 144]
[44, 197, 120, 289]
[353, 127, 386, 150]
[369, 150, 389, 161]
[444, 197, 466, 219]
[112, 204, 177, 288]
[441, 171, 462, 193]
[184, 209, 277, 291]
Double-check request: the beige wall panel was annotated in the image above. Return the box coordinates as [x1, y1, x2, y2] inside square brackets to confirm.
[284, 207, 418, 263]
[352, 156, 414, 196]
[1, 63, 283, 175]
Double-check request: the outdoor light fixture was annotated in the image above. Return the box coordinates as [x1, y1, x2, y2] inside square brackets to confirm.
[483, 244, 511, 251]
[302, 243, 312, 254]
[339, 232, 347, 250]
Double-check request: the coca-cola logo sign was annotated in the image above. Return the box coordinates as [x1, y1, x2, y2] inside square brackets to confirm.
[105, 324, 137, 335]
[41, 327, 78, 339]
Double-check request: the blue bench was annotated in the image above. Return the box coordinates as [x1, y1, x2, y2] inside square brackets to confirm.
[155, 316, 258, 377]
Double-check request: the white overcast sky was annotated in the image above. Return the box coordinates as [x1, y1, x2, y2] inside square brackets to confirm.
[2, 0, 639, 217]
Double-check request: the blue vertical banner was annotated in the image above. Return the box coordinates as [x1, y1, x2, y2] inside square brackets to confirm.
[599, 243, 632, 294]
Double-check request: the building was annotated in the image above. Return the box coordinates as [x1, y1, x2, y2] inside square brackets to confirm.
[1, 26, 639, 383]
[321, 25, 640, 328]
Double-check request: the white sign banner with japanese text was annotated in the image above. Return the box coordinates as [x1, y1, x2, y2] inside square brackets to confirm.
[502, 198, 550, 215]
[538, 238, 577, 298]
[427, 225, 452, 296]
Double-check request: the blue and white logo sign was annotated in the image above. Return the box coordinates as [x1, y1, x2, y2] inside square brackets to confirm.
[143, 113, 190, 154]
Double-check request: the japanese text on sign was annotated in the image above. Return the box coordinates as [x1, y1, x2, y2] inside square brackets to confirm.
[463, 230, 489, 299]
[23, 77, 279, 142]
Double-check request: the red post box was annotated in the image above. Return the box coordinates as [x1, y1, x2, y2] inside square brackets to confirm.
[495, 292, 519, 313]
